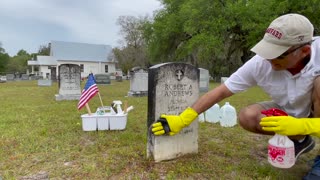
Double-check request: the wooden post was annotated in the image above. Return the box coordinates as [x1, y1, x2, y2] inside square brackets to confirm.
[124, 101, 128, 113]
[85, 103, 92, 115]
[97, 92, 105, 112]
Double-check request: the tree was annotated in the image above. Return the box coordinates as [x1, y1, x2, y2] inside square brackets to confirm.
[114, 15, 151, 73]
[144, 0, 320, 78]
[37, 44, 50, 56]
[7, 49, 30, 74]
[0, 42, 10, 74]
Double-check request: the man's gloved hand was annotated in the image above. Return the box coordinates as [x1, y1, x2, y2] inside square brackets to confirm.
[151, 107, 198, 136]
[260, 116, 320, 137]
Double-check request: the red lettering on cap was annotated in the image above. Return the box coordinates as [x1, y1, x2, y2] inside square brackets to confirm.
[265, 28, 282, 39]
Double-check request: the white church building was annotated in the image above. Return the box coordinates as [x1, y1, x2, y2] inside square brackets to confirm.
[28, 41, 117, 79]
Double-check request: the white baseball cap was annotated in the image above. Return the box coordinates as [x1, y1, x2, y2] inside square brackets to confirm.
[251, 13, 314, 59]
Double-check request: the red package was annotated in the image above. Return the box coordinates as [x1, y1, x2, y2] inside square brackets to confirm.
[261, 108, 288, 117]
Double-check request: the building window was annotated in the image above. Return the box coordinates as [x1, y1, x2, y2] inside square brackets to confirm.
[105, 65, 108, 73]
[80, 64, 84, 72]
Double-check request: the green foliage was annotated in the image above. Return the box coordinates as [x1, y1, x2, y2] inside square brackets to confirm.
[0, 42, 9, 74]
[7, 50, 31, 73]
[0, 52, 9, 74]
[37, 44, 50, 56]
[145, 0, 320, 77]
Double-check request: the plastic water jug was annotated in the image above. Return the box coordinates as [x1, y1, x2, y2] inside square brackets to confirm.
[205, 103, 221, 123]
[261, 108, 295, 168]
[198, 113, 205, 122]
[220, 102, 237, 127]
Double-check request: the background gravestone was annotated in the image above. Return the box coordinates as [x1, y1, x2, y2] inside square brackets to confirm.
[6, 74, 14, 81]
[199, 68, 209, 93]
[94, 74, 111, 84]
[21, 74, 29, 80]
[55, 64, 81, 101]
[128, 67, 148, 97]
[147, 62, 199, 162]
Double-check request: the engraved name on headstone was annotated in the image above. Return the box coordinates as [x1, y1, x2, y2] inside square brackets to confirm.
[55, 64, 81, 101]
[147, 62, 199, 162]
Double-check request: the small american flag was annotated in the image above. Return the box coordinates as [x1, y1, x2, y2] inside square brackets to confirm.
[77, 73, 99, 110]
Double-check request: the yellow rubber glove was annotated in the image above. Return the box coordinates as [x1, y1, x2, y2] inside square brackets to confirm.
[260, 116, 320, 137]
[151, 107, 198, 136]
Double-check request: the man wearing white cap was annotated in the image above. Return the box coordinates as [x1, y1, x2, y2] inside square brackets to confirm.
[151, 13, 320, 178]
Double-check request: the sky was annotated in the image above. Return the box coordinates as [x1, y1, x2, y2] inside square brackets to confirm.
[0, 0, 162, 56]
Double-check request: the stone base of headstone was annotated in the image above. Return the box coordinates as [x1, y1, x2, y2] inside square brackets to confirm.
[38, 79, 52, 86]
[127, 91, 148, 97]
[55, 94, 81, 101]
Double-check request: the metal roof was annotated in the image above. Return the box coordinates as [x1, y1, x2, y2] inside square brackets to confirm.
[50, 41, 112, 62]
[28, 56, 57, 66]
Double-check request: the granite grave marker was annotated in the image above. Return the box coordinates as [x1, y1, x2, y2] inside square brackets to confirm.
[128, 67, 148, 97]
[147, 62, 199, 162]
[55, 64, 81, 101]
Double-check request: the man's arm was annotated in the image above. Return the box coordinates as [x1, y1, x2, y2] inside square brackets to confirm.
[152, 84, 234, 136]
[191, 84, 234, 114]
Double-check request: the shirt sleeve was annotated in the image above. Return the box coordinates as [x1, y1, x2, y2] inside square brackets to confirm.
[224, 56, 263, 93]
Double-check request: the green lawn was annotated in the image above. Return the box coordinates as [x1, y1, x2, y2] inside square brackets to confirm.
[0, 80, 318, 179]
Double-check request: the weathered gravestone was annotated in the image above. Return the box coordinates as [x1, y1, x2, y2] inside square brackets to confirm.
[115, 75, 122, 82]
[21, 74, 29, 80]
[94, 74, 111, 85]
[147, 62, 199, 162]
[55, 64, 81, 101]
[199, 68, 209, 93]
[128, 67, 148, 97]
[6, 74, 15, 81]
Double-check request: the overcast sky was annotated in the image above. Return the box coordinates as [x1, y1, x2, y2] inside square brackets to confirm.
[0, 0, 162, 56]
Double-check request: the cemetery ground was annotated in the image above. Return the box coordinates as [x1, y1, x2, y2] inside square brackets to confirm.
[0, 80, 319, 179]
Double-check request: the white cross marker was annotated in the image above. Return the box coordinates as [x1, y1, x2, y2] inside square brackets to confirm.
[176, 70, 183, 80]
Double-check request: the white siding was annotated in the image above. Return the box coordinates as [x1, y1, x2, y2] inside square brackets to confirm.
[39, 65, 51, 79]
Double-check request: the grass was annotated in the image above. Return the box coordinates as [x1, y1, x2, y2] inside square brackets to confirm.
[0, 80, 319, 179]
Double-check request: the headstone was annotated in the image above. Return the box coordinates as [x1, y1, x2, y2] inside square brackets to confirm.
[38, 79, 52, 86]
[6, 74, 14, 81]
[116, 76, 122, 82]
[128, 67, 148, 97]
[221, 77, 229, 83]
[21, 74, 29, 80]
[55, 64, 81, 101]
[94, 74, 111, 84]
[0, 76, 6, 83]
[147, 62, 199, 162]
[199, 68, 209, 92]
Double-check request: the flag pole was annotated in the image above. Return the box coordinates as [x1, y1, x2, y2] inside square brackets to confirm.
[85, 103, 92, 115]
[124, 100, 128, 114]
[97, 92, 105, 112]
